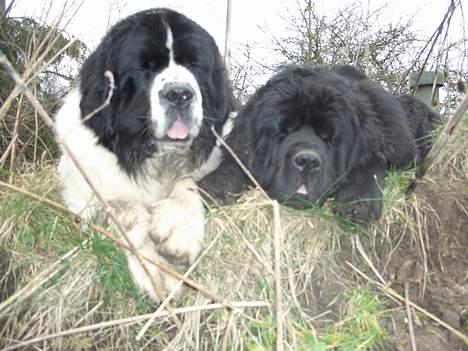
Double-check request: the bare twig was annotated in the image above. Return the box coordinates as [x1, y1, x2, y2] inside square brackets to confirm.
[353, 234, 388, 286]
[8, 93, 24, 179]
[347, 262, 468, 346]
[397, 1, 457, 93]
[224, 0, 233, 76]
[80, 70, 115, 122]
[0, 49, 165, 299]
[3, 301, 270, 351]
[404, 282, 418, 351]
[0, 236, 87, 314]
[221, 311, 238, 351]
[406, 93, 468, 194]
[0, 180, 235, 309]
[397, 259, 422, 351]
[211, 126, 270, 200]
[272, 201, 284, 351]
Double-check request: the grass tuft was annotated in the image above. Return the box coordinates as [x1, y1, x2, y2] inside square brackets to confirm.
[0, 116, 466, 349]
[91, 232, 153, 312]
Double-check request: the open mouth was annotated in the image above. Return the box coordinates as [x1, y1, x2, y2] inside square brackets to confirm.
[161, 119, 192, 143]
[296, 184, 308, 196]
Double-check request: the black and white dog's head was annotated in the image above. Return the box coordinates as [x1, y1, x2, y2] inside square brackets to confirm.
[79, 8, 231, 173]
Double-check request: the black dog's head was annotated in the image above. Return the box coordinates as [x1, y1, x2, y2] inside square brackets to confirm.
[228, 66, 369, 205]
[79, 8, 231, 173]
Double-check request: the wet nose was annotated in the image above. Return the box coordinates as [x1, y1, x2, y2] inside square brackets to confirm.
[293, 151, 321, 171]
[160, 83, 194, 108]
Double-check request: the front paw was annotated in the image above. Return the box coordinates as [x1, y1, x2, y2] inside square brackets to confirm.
[148, 179, 205, 268]
[125, 247, 186, 303]
[109, 201, 191, 303]
[334, 200, 382, 222]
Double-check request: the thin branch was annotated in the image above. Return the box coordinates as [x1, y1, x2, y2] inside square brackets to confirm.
[347, 262, 468, 346]
[404, 282, 418, 351]
[4, 301, 270, 351]
[0, 180, 235, 310]
[273, 201, 284, 351]
[81, 70, 115, 122]
[353, 234, 388, 286]
[211, 126, 270, 200]
[398, 1, 457, 92]
[0, 49, 166, 300]
[406, 93, 468, 194]
[224, 0, 233, 77]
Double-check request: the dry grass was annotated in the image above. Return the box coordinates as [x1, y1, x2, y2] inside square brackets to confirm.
[1, 112, 466, 349]
[0, 7, 466, 347]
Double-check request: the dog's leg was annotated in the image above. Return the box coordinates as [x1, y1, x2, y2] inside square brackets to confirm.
[333, 161, 386, 222]
[111, 202, 186, 303]
[148, 177, 205, 271]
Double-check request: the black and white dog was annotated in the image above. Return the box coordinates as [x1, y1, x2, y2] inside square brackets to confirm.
[55, 8, 233, 301]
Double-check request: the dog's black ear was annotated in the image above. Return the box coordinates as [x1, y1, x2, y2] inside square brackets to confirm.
[249, 133, 279, 187]
[191, 44, 234, 165]
[227, 108, 280, 189]
[207, 65, 232, 126]
[79, 41, 117, 140]
[194, 73, 232, 160]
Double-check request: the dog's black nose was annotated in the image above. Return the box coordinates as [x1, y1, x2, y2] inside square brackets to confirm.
[161, 84, 194, 108]
[293, 151, 321, 172]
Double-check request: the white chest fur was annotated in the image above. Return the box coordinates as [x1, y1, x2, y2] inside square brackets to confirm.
[55, 90, 167, 218]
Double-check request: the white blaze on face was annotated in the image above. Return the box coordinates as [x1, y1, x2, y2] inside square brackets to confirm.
[150, 26, 203, 139]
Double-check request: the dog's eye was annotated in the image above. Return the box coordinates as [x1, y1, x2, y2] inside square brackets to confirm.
[142, 61, 158, 71]
[284, 125, 297, 133]
[187, 61, 201, 69]
[141, 55, 168, 72]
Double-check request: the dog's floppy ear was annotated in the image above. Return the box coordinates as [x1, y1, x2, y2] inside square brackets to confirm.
[192, 64, 233, 164]
[250, 132, 279, 187]
[79, 41, 117, 140]
[227, 104, 281, 189]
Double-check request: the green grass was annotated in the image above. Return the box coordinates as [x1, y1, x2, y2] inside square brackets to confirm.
[245, 287, 384, 351]
[90, 232, 153, 312]
[0, 192, 81, 256]
[0, 180, 152, 314]
[321, 288, 384, 350]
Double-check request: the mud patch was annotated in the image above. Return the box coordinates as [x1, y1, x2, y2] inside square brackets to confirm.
[381, 180, 467, 350]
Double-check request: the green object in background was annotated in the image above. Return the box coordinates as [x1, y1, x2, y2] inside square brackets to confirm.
[409, 71, 444, 108]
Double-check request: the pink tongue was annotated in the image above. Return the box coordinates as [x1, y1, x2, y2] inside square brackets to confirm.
[167, 119, 189, 140]
[296, 184, 308, 195]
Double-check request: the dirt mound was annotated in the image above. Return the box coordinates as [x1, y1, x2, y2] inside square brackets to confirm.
[380, 180, 468, 350]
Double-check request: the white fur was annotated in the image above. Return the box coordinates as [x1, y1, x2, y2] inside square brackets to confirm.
[54, 21, 231, 302]
[148, 178, 205, 264]
[150, 27, 203, 139]
[55, 90, 165, 219]
[111, 196, 203, 303]
[55, 90, 210, 303]
[193, 111, 237, 179]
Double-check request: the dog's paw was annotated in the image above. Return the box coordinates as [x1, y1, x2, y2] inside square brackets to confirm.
[334, 200, 382, 223]
[148, 178, 205, 269]
[125, 246, 186, 303]
[110, 201, 188, 303]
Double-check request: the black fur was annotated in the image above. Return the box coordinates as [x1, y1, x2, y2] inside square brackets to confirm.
[79, 8, 232, 174]
[201, 65, 440, 221]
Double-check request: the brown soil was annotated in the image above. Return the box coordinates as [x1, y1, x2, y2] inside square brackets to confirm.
[379, 180, 468, 351]
[302, 179, 468, 350]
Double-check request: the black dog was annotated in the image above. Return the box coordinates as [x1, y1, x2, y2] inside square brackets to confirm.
[201, 65, 440, 222]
